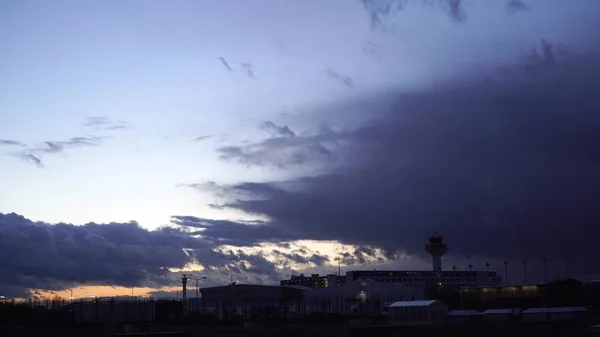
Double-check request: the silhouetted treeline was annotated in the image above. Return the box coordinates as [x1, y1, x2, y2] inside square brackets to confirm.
[0, 298, 69, 325]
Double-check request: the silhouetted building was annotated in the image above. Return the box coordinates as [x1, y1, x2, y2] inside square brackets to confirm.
[280, 273, 346, 289]
[459, 285, 542, 310]
[346, 270, 501, 288]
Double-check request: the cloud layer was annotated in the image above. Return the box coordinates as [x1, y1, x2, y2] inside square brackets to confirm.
[192, 43, 600, 278]
[0, 213, 357, 298]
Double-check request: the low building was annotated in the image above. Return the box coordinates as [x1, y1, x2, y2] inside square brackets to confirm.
[480, 308, 519, 324]
[199, 284, 308, 319]
[522, 306, 591, 322]
[387, 300, 448, 326]
[280, 274, 346, 289]
[447, 309, 481, 324]
[302, 279, 424, 316]
[459, 285, 542, 310]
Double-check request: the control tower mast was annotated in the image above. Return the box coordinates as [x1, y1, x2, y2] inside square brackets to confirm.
[181, 274, 189, 299]
[425, 233, 448, 272]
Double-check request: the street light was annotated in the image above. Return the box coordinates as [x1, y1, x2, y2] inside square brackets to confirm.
[188, 276, 207, 314]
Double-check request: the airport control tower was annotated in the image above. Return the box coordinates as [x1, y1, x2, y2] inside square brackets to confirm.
[425, 233, 448, 272]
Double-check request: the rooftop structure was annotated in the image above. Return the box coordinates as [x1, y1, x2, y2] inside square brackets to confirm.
[280, 273, 346, 289]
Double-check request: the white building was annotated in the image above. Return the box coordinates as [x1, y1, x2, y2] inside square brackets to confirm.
[522, 307, 591, 322]
[480, 308, 519, 323]
[387, 300, 448, 326]
[447, 309, 481, 324]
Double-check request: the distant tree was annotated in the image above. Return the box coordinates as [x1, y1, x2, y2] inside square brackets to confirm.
[541, 278, 583, 307]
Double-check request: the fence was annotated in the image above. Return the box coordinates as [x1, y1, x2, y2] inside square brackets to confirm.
[0, 293, 411, 325]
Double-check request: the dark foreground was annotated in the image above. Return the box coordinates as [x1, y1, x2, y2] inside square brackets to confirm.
[1, 321, 599, 337]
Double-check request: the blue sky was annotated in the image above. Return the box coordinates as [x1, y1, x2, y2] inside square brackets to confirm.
[2, 0, 600, 297]
[3, 0, 596, 228]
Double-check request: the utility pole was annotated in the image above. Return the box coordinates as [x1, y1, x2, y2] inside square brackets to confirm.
[543, 257, 548, 283]
[504, 261, 509, 285]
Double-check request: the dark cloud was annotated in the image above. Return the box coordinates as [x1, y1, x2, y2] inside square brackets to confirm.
[12, 153, 43, 168]
[170, 215, 302, 247]
[0, 213, 197, 297]
[0, 213, 334, 298]
[32, 136, 103, 154]
[0, 140, 26, 147]
[240, 62, 256, 80]
[272, 250, 330, 267]
[360, 0, 406, 31]
[190, 135, 212, 142]
[361, 0, 530, 26]
[260, 121, 296, 138]
[507, 0, 529, 14]
[217, 123, 340, 168]
[325, 68, 354, 88]
[218, 57, 233, 71]
[84, 116, 130, 131]
[445, 0, 466, 22]
[196, 49, 600, 279]
[363, 41, 378, 55]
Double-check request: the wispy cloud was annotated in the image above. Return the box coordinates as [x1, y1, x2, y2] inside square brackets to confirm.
[31, 136, 103, 154]
[10, 152, 43, 168]
[217, 122, 340, 169]
[190, 135, 213, 142]
[0, 140, 26, 147]
[218, 57, 233, 71]
[84, 116, 130, 131]
[507, 0, 529, 14]
[325, 68, 354, 88]
[259, 121, 296, 138]
[240, 62, 256, 80]
[5, 135, 105, 168]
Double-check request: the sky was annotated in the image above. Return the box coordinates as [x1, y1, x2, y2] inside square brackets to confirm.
[2, 0, 600, 299]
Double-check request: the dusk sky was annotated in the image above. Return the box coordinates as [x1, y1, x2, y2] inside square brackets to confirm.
[2, 0, 600, 299]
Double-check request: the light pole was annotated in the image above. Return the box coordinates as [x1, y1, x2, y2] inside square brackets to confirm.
[189, 276, 206, 313]
[70, 277, 75, 301]
[190, 276, 207, 299]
